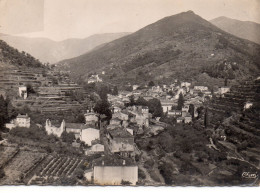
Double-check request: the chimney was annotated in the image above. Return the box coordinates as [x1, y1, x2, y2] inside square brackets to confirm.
[123, 160, 125, 166]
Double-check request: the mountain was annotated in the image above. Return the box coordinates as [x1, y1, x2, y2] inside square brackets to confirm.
[0, 32, 130, 64]
[56, 11, 260, 87]
[210, 16, 260, 44]
[0, 39, 44, 69]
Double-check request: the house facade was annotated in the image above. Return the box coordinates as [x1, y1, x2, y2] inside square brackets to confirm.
[81, 128, 100, 146]
[5, 114, 31, 129]
[93, 157, 138, 185]
[107, 128, 134, 157]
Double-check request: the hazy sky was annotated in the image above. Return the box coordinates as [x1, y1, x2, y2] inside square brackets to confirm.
[0, 0, 259, 41]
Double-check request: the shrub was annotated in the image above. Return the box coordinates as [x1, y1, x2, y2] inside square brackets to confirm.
[138, 168, 146, 179]
[144, 159, 154, 169]
[158, 162, 174, 185]
[150, 171, 160, 182]
[121, 180, 132, 185]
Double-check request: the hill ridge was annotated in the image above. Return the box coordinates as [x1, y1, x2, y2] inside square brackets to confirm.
[56, 11, 260, 87]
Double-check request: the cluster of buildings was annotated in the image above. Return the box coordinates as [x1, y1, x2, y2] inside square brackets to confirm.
[45, 110, 101, 147]
[87, 74, 102, 84]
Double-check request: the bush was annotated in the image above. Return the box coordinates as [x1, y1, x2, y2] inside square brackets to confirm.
[150, 171, 160, 182]
[138, 168, 146, 179]
[158, 162, 174, 185]
[0, 168, 5, 179]
[121, 180, 132, 185]
[144, 159, 154, 169]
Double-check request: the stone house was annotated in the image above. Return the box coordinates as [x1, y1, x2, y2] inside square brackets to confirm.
[160, 100, 175, 113]
[218, 86, 230, 95]
[5, 114, 31, 129]
[176, 117, 185, 123]
[106, 128, 134, 157]
[168, 110, 182, 117]
[84, 111, 99, 125]
[181, 82, 191, 88]
[184, 115, 192, 123]
[194, 86, 208, 91]
[18, 86, 27, 99]
[92, 156, 138, 185]
[88, 74, 102, 84]
[110, 117, 122, 126]
[112, 106, 122, 113]
[85, 144, 104, 155]
[65, 123, 88, 139]
[244, 102, 253, 110]
[81, 128, 100, 146]
[182, 106, 189, 113]
[132, 85, 139, 90]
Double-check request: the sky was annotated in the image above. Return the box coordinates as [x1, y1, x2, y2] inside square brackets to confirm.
[0, 0, 259, 41]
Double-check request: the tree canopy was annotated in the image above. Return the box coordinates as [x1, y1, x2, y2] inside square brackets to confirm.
[177, 92, 184, 110]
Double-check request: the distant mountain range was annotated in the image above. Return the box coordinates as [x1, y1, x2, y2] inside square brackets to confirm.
[0, 32, 130, 63]
[210, 16, 260, 44]
[56, 11, 260, 87]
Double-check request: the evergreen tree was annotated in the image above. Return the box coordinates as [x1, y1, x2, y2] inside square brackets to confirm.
[148, 81, 155, 87]
[204, 108, 209, 128]
[0, 95, 8, 129]
[135, 97, 148, 106]
[177, 92, 184, 110]
[188, 104, 195, 118]
[148, 98, 163, 117]
[112, 86, 118, 95]
[224, 78, 228, 86]
[94, 99, 112, 119]
[129, 95, 135, 106]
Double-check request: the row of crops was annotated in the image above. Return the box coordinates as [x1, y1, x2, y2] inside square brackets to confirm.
[39, 156, 83, 177]
[29, 156, 84, 185]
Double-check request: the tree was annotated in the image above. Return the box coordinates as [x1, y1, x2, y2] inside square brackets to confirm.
[135, 97, 148, 106]
[0, 95, 8, 130]
[26, 84, 35, 94]
[224, 78, 228, 86]
[0, 168, 5, 179]
[189, 104, 195, 118]
[129, 95, 135, 106]
[94, 99, 112, 119]
[204, 108, 209, 128]
[61, 131, 75, 144]
[112, 86, 118, 95]
[159, 162, 173, 185]
[96, 85, 109, 100]
[177, 92, 184, 110]
[148, 98, 163, 117]
[196, 106, 204, 119]
[148, 81, 155, 87]
[76, 114, 85, 123]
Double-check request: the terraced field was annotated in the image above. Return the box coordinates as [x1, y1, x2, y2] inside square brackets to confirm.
[29, 155, 85, 185]
[0, 146, 19, 168]
[0, 150, 47, 185]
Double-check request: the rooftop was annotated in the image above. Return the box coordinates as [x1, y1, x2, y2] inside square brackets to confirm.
[17, 114, 29, 118]
[66, 123, 92, 129]
[108, 128, 134, 138]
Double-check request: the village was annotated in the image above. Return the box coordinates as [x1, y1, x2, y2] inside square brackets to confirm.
[2, 65, 249, 186]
